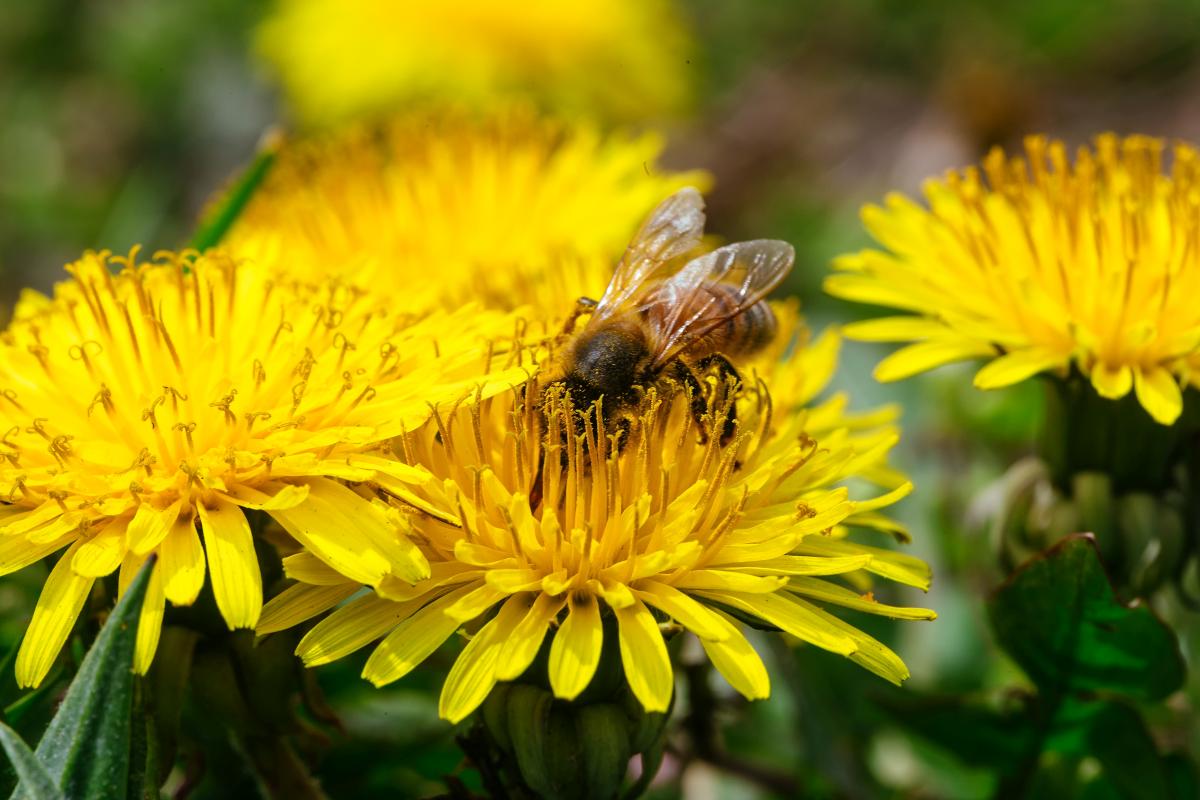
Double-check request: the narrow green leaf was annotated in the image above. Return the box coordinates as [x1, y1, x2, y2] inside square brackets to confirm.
[0, 724, 63, 800]
[187, 135, 280, 252]
[12, 559, 155, 800]
[988, 535, 1185, 700]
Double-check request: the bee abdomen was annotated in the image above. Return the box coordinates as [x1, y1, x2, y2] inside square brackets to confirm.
[729, 299, 777, 355]
[677, 285, 776, 359]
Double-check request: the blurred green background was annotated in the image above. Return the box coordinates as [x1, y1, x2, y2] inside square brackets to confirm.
[2, 1, 1199, 797]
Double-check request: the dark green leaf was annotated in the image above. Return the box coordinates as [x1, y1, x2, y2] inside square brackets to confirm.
[0, 724, 63, 800]
[1164, 753, 1199, 800]
[1079, 702, 1170, 800]
[13, 559, 155, 800]
[875, 692, 1035, 772]
[988, 535, 1185, 700]
[187, 138, 279, 252]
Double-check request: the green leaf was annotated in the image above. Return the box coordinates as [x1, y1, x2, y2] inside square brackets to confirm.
[1164, 753, 1199, 800]
[1038, 699, 1171, 800]
[1078, 702, 1170, 800]
[875, 692, 1036, 772]
[12, 559, 155, 800]
[187, 136, 279, 252]
[0, 724, 64, 800]
[988, 535, 1185, 700]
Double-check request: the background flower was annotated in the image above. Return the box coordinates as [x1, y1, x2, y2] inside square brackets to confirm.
[255, 0, 692, 127]
[826, 134, 1200, 425]
[0, 248, 523, 686]
[223, 108, 710, 316]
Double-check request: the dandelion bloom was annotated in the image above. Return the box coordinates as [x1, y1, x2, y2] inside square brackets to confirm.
[224, 109, 709, 315]
[0, 249, 523, 686]
[826, 134, 1200, 425]
[256, 0, 692, 127]
[260, 319, 933, 723]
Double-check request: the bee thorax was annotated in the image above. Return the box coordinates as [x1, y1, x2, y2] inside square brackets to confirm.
[566, 327, 650, 402]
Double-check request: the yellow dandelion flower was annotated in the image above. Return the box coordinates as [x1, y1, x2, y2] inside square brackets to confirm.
[224, 109, 709, 315]
[255, 0, 692, 127]
[0, 248, 524, 687]
[826, 134, 1200, 425]
[260, 347, 932, 723]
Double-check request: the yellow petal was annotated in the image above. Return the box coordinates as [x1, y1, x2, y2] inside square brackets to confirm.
[257, 582, 360, 635]
[729, 554, 873, 577]
[445, 583, 508, 622]
[787, 577, 937, 620]
[119, 553, 165, 674]
[495, 593, 564, 682]
[439, 595, 528, 724]
[1091, 362, 1133, 399]
[973, 348, 1066, 389]
[72, 523, 128, 578]
[298, 593, 423, 665]
[696, 590, 856, 657]
[362, 584, 476, 684]
[874, 340, 996, 382]
[614, 599, 673, 713]
[672, 571, 786, 595]
[841, 316, 951, 342]
[270, 479, 399, 586]
[791, 538, 932, 590]
[127, 500, 182, 556]
[159, 516, 206, 605]
[221, 481, 311, 510]
[0, 533, 72, 576]
[197, 498, 261, 629]
[282, 550, 356, 585]
[792, 596, 909, 684]
[549, 592, 602, 701]
[1134, 366, 1183, 425]
[699, 613, 770, 700]
[16, 542, 95, 688]
[634, 581, 730, 641]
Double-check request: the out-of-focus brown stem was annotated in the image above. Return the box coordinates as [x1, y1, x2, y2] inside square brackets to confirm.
[682, 659, 800, 797]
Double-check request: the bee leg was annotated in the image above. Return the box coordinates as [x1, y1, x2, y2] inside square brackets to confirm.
[696, 354, 741, 446]
[559, 296, 598, 336]
[668, 361, 712, 443]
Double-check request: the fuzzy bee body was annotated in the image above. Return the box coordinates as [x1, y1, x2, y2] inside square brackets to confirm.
[547, 187, 794, 440]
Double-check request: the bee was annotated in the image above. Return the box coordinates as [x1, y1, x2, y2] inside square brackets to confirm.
[545, 186, 794, 443]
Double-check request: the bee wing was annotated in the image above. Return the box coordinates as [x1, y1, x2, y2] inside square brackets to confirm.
[648, 239, 795, 369]
[589, 187, 707, 324]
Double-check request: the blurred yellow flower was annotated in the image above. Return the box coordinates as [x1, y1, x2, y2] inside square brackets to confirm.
[225, 109, 709, 316]
[827, 134, 1200, 425]
[0, 248, 523, 687]
[256, 0, 693, 127]
[260, 317, 931, 723]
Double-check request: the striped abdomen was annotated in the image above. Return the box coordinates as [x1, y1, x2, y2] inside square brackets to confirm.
[646, 281, 778, 361]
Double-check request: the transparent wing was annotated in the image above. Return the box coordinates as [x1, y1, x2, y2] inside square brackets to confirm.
[648, 239, 795, 368]
[588, 187, 707, 325]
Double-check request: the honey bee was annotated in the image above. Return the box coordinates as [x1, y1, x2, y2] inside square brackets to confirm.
[546, 186, 794, 443]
